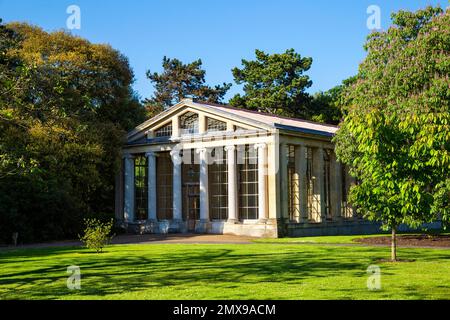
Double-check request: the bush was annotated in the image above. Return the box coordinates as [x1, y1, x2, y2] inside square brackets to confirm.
[79, 218, 114, 253]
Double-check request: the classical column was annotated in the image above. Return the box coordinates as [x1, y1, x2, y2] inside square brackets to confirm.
[255, 143, 268, 222]
[225, 145, 238, 223]
[123, 153, 135, 222]
[198, 148, 210, 222]
[146, 152, 157, 222]
[330, 152, 342, 221]
[170, 150, 183, 222]
[312, 147, 326, 223]
[297, 145, 309, 223]
[197, 148, 210, 233]
[280, 143, 289, 221]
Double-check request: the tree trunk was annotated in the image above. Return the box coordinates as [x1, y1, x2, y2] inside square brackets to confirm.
[391, 227, 397, 262]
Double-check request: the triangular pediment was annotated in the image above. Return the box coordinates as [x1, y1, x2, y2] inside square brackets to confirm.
[127, 99, 274, 143]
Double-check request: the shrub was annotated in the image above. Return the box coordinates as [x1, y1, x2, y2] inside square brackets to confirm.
[79, 218, 114, 253]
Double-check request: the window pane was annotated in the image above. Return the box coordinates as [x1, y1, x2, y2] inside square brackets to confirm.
[207, 118, 227, 132]
[238, 145, 259, 220]
[134, 155, 148, 220]
[287, 145, 299, 222]
[209, 147, 228, 220]
[180, 112, 199, 135]
[155, 124, 172, 138]
[323, 150, 332, 220]
[156, 152, 173, 220]
[182, 149, 200, 221]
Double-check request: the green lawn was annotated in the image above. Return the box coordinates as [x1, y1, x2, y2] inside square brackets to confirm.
[252, 234, 384, 244]
[1, 241, 450, 300]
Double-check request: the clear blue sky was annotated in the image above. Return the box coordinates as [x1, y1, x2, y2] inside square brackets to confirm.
[0, 0, 446, 101]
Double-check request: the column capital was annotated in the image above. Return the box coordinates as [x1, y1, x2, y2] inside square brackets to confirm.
[123, 153, 135, 160]
[196, 147, 208, 155]
[224, 145, 236, 152]
[170, 149, 184, 158]
[145, 151, 156, 158]
[170, 149, 183, 166]
[254, 143, 267, 150]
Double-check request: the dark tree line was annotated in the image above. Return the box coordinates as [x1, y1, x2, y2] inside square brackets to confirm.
[0, 21, 146, 244]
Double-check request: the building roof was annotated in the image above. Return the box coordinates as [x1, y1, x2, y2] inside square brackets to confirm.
[128, 99, 339, 142]
[195, 101, 339, 136]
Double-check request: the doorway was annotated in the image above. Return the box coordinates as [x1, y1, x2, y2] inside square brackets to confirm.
[184, 183, 200, 232]
[182, 152, 201, 232]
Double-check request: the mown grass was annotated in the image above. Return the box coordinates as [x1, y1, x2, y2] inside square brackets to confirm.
[252, 234, 383, 244]
[252, 232, 450, 244]
[1, 241, 449, 300]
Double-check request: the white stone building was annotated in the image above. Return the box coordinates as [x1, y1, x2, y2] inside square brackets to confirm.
[115, 99, 379, 238]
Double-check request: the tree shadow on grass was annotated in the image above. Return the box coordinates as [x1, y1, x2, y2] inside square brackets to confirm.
[1, 244, 447, 299]
[0, 247, 366, 299]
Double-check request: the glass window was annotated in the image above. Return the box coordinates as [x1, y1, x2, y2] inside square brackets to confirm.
[323, 150, 332, 220]
[209, 147, 228, 220]
[207, 118, 227, 132]
[154, 123, 172, 138]
[182, 149, 200, 221]
[180, 112, 199, 135]
[134, 155, 148, 220]
[156, 152, 173, 220]
[306, 147, 316, 221]
[238, 145, 259, 220]
[287, 145, 299, 222]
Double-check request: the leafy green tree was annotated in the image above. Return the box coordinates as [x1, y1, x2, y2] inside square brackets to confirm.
[0, 20, 36, 179]
[145, 56, 231, 111]
[0, 22, 146, 243]
[7, 22, 146, 131]
[229, 49, 313, 117]
[309, 77, 357, 124]
[334, 6, 449, 261]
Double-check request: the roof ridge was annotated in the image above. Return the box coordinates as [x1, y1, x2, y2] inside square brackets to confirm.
[196, 101, 339, 128]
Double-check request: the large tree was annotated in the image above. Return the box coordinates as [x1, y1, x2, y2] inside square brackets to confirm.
[145, 57, 231, 112]
[229, 49, 313, 118]
[0, 22, 146, 243]
[0, 19, 34, 179]
[334, 6, 450, 261]
[308, 77, 356, 125]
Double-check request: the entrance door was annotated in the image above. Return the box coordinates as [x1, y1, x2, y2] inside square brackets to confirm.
[182, 152, 200, 232]
[185, 183, 200, 232]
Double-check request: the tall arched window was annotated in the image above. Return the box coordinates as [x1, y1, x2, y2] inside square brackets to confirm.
[180, 112, 199, 135]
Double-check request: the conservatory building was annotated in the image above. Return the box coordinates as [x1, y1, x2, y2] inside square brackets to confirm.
[115, 99, 379, 238]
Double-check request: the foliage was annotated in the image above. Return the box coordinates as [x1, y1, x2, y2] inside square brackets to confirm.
[145, 56, 231, 111]
[0, 21, 146, 244]
[308, 77, 357, 124]
[229, 49, 313, 118]
[334, 6, 450, 260]
[79, 218, 114, 253]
